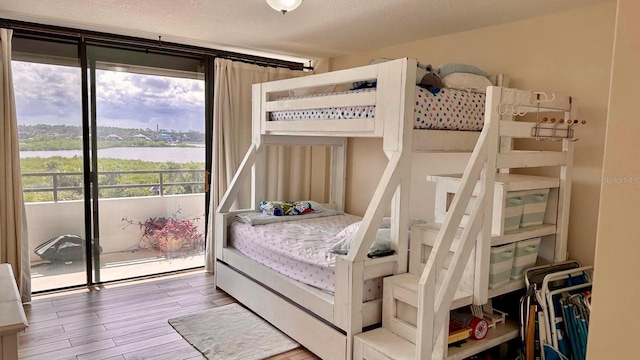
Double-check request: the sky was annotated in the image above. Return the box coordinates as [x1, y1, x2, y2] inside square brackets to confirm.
[12, 61, 205, 132]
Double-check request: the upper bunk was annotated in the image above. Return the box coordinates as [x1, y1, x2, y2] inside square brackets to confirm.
[252, 58, 575, 153]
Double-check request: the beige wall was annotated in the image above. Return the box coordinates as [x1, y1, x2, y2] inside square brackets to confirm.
[330, 2, 616, 266]
[588, 0, 640, 357]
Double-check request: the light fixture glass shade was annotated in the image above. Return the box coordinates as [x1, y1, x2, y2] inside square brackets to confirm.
[266, 0, 303, 13]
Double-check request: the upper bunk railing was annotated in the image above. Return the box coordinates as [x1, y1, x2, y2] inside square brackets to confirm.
[253, 58, 417, 143]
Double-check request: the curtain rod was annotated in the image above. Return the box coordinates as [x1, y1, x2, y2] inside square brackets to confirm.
[0, 18, 311, 71]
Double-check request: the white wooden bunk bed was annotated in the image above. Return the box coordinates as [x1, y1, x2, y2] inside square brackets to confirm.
[214, 57, 577, 360]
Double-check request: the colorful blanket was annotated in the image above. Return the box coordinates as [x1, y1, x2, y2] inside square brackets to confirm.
[259, 200, 324, 216]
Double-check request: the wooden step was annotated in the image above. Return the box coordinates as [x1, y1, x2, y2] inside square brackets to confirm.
[388, 273, 473, 311]
[354, 328, 415, 360]
[383, 273, 473, 345]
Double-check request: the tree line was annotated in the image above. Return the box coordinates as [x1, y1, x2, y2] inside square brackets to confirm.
[19, 124, 205, 151]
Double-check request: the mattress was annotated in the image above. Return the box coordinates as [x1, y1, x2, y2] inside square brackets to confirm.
[229, 213, 383, 301]
[270, 86, 486, 131]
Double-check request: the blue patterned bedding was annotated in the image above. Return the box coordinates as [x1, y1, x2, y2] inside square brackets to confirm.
[269, 87, 486, 131]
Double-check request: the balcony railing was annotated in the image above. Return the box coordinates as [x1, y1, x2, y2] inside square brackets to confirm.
[22, 169, 205, 202]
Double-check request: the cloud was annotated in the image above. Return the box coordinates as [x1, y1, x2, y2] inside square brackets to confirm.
[12, 62, 83, 124]
[12, 61, 205, 132]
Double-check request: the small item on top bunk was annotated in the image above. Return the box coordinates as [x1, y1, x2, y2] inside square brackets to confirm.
[350, 57, 443, 94]
[416, 63, 443, 94]
[259, 200, 323, 216]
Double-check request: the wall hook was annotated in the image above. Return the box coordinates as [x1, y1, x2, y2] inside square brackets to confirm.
[534, 92, 556, 103]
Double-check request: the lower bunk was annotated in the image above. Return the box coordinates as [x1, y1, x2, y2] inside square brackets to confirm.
[216, 261, 347, 359]
[215, 211, 402, 359]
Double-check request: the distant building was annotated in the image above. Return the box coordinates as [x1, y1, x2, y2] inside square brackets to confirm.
[156, 133, 173, 142]
[105, 134, 123, 141]
[133, 134, 151, 141]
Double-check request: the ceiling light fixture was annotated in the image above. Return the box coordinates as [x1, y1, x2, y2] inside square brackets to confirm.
[266, 0, 303, 14]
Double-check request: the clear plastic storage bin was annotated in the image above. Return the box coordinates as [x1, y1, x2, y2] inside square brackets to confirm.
[489, 242, 515, 289]
[503, 192, 525, 232]
[510, 237, 541, 279]
[520, 189, 550, 227]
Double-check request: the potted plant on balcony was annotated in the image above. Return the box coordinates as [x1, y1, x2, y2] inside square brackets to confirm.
[123, 207, 204, 255]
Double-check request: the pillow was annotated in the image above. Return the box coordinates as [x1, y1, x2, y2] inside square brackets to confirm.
[328, 228, 393, 257]
[442, 73, 493, 91]
[332, 221, 361, 242]
[438, 63, 489, 78]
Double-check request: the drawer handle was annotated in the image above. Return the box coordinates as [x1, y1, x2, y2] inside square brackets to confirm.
[507, 197, 524, 206]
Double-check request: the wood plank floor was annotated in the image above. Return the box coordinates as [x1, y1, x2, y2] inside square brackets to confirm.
[19, 270, 320, 360]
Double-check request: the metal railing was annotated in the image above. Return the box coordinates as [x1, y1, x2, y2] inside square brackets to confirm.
[22, 169, 205, 202]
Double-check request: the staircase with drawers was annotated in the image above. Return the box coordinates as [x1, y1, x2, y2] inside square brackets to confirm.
[352, 87, 578, 360]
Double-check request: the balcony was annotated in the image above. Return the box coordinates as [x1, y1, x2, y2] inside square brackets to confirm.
[23, 170, 206, 292]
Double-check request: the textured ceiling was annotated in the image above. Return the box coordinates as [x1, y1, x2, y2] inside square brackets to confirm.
[0, 0, 609, 61]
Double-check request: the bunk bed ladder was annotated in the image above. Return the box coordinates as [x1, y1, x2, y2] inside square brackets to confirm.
[415, 87, 500, 359]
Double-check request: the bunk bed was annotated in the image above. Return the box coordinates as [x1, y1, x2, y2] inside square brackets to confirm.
[214, 58, 574, 359]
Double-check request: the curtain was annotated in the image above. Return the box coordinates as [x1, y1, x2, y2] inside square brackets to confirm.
[205, 59, 311, 271]
[0, 28, 31, 303]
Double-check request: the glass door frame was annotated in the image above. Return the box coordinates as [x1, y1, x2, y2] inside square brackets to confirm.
[79, 39, 211, 287]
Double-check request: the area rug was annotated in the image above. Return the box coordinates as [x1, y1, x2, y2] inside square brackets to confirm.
[168, 303, 299, 360]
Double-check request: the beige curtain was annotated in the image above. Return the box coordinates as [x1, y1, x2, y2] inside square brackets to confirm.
[205, 59, 311, 271]
[0, 28, 31, 302]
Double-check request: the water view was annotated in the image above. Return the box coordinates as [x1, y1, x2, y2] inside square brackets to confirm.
[12, 56, 207, 291]
[20, 144, 205, 163]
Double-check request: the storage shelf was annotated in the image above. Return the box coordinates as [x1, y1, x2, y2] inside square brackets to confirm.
[426, 173, 560, 192]
[447, 319, 520, 360]
[491, 223, 557, 246]
[413, 222, 555, 247]
[488, 278, 526, 298]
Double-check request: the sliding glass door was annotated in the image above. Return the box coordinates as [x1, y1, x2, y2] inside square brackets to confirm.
[13, 38, 88, 291]
[12, 35, 208, 291]
[86, 44, 206, 283]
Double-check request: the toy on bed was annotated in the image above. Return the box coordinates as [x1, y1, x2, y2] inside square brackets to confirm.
[259, 200, 324, 216]
[351, 58, 444, 94]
